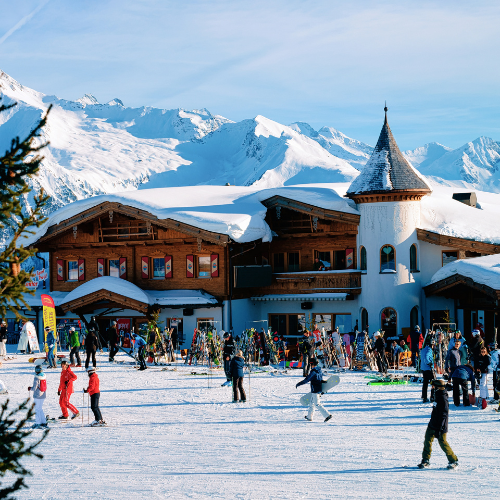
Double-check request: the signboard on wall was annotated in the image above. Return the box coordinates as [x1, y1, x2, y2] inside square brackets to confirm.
[117, 318, 131, 347]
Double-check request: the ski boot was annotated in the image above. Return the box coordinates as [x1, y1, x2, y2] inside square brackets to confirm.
[418, 460, 430, 469]
[422, 398, 429, 403]
[304, 416, 312, 421]
[324, 415, 332, 423]
[447, 461, 459, 469]
[71, 412, 80, 420]
[90, 420, 99, 426]
[58, 415, 69, 420]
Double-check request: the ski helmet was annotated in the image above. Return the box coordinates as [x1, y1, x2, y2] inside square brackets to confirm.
[87, 368, 96, 375]
[472, 329, 481, 336]
[69, 326, 76, 332]
[35, 365, 43, 374]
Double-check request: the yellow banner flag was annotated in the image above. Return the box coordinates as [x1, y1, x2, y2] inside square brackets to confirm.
[41, 294, 57, 354]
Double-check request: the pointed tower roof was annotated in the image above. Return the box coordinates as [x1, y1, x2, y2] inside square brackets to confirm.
[346, 107, 431, 203]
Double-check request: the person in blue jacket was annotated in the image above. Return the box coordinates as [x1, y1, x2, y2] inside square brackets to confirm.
[420, 338, 435, 403]
[133, 333, 147, 371]
[451, 364, 475, 407]
[229, 350, 246, 402]
[296, 358, 332, 422]
[45, 327, 57, 368]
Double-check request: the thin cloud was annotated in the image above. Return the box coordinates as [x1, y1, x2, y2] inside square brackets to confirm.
[0, 0, 50, 45]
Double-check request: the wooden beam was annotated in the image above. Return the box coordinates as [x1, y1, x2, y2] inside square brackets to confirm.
[417, 228, 500, 255]
[423, 273, 500, 299]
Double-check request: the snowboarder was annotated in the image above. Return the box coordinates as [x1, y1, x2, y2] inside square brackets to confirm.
[295, 357, 332, 422]
[222, 332, 235, 386]
[45, 327, 57, 368]
[84, 368, 106, 426]
[69, 326, 82, 367]
[28, 365, 48, 428]
[298, 331, 315, 377]
[489, 342, 499, 402]
[420, 337, 436, 403]
[58, 360, 79, 420]
[85, 328, 98, 370]
[450, 364, 475, 407]
[230, 350, 246, 402]
[475, 345, 491, 408]
[418, 379, 458, 469]
[0, 320, 7, 358]
[133, 333, 147, 370]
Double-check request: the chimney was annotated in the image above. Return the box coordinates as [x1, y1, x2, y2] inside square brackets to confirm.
[452, 192, 477, 208]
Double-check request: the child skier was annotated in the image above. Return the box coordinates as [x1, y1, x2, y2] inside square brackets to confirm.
[296, 357, 332, 422]
[58, 360, 79, 420]
[28, 365, 48, 428]
[418, 379, 458, 469]
[133, 333, 147, 370]
[84, 368, 106, 426]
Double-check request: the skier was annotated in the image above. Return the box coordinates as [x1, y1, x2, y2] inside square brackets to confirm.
[295, 357, 332, 422]
[230, 350, 246, 402]
[298, 331, 315, 377]
[489, 342, 499, 402]
[475, 345, 491, 408]
[221, 332, 235, 386]
[468, 330, 484, 367]
[83, 368, 106, 426]
[45, 327, 57, 368]
[0, 320, 7, 359]
[57, 360, 79, 420]
[418, 379, 458, 469]
[420, 337, 436, 403]
[447, 331, 467, 352]
[85, 328, 99, 370]
[133, 333, 147, 370]
[68, 326, 82, 367]
[373, 331, 388, 374]
[450, 364, 475, 407]
[444, 339, 462, 377]
[410, 325, 423, 368]
[108, 321, 119, 362]
[28, 365, 48, 428]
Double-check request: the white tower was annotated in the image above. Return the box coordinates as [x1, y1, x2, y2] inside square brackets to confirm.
[346, 107, 432, 338]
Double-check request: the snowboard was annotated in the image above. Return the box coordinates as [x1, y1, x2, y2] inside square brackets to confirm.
[300, 375, 340, 406]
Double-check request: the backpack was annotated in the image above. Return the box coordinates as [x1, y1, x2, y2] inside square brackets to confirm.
[39, 379, 47, 392]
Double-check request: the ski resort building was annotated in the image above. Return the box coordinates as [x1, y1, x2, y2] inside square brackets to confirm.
[15, 111, 500, 349]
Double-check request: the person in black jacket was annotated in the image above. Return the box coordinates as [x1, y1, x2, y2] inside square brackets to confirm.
[85, 329, 99, 370]
[468, 330, 484, 368]
[419, 379, 458, 469]
[0, 320, 7, 359]
[475, 346, 491, 408]
[230, 350, 246, 402]
[222, 332, 235, 387]
[88, 316, 102, 350]
[373, 332, 388, 374]
[108, 321, 119, 362]
[296, 358, 332, 422]
[299, 331, 315, 377]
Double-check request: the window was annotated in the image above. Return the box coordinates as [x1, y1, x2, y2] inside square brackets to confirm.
[442, 251, 458, 266]
[153, 257, 165, 279]
[316, 251, 331, 268]
[410, 244, 418, 272]
[270, 313, 307, 339]
[361, 308, 368, 331]
[197, 318, 215, 330]
[109, 259, 120, 278]
[381, 307, 397, 338]
[360, 246, 367, 271]
[67, 260, 78, 281]
[288, 252, 300, 272]
[380, 245, 396, 272]
[273, 253, 285, 273]
[197, 256, 211, 278]
[333, 251, 346, 270]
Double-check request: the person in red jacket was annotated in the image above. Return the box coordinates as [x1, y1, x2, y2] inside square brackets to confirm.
[84, 368, 106, 426]
[58, 360, 79, 420]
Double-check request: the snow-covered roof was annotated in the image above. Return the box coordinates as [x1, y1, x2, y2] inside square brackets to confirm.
[428, 254, 500, 290]
[347, 112, 431, 195]
[250, 293, 348, 301]
[21, 290, 69, 307]
[147, 289, 218, 306]
[25, 184, 359, 246]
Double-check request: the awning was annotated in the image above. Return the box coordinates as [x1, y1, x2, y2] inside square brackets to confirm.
[147, 290, 219, 307]
[251, 293, 348, 301]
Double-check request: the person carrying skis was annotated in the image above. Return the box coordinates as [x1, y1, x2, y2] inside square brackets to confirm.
[133, 333, 147, 370]
[45, 327, 57, 368]
[489, 342, 499, 402]
[420, 337, 436, 403]
[58, 360, 79, 420]
[230, 350, 246, 402]
[69, 326, 82, 367]
[299, 331, 315, 377]
[451, 364, 475, 407]
[418, 379, 458, 469]
[295, 357, 332, 422]
[222, 332, 235, 386]
[28, 365, 48, 429]
[84, 368, 106, 426]
[85, 328, 99, 370]
[475, 345, 491, 408]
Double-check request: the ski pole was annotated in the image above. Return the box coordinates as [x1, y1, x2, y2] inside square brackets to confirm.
[88, 393, 90, 425]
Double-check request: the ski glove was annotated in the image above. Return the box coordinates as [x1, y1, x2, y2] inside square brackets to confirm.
[57, 391, 61, 396]
[295, 383, 299, 389]
[65, 381, 68, 386]
[83, 389, 88, 393]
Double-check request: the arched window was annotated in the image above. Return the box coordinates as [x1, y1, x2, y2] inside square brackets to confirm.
[410, 244, 418, 272]
[361, 308, 368, 332]
[410, 306, 419, 331]
[360, 246, 367, 271]
[381, 307, 397, 338]
[380, 245, 396, 272]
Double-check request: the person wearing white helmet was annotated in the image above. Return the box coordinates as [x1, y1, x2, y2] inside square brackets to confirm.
[68, 326, 81, 367]
[28, 365, 48, 428]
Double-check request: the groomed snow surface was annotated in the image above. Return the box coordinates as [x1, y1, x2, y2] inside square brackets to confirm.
[2, 350, 499, 500]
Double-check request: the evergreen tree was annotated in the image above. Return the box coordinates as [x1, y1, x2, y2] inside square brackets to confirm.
[0, 96, 51, 320]
[0, 398, 49, 499]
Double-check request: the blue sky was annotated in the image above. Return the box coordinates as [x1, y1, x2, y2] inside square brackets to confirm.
[1, 0, 499, 150]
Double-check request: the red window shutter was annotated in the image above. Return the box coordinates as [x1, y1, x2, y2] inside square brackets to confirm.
[346, 249, 354, 269]
[165, 255, 172, 278]
[211, 254, 219, 277]
[119, 257, 127, 279]
[78, 259, 85, 281]
[57, 259, 64, 281]
[141, 257, 149, 279]
[97, 258, 105, 277]
[186, 255, 194, 278]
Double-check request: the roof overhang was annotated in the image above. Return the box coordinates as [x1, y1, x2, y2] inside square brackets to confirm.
[251, 293, 348, 301]
[60, 289, 149, 314]
[417, 229, 500, 255]
[346, 189, 431, 204]
[423, 273, 500, 300]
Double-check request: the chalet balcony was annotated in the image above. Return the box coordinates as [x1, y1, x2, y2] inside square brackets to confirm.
[250, 270, 362, 296]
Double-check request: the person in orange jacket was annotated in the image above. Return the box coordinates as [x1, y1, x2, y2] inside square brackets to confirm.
[84, 368, 106, 426]
[58, 360, 79, 420]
